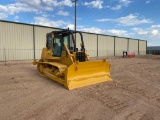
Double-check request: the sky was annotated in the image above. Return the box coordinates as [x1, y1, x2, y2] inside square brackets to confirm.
[0, 0, 159, 46]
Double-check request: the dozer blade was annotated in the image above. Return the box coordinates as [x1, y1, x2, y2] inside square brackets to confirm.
[64, 59, 112, 90]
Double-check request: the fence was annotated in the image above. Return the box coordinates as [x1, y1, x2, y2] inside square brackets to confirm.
[1, 49, 34, 60]
[0, 48, 147, 65]
[147, 50, 160, 55]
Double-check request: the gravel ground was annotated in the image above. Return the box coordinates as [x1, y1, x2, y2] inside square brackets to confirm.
[0, 55, 160, 120]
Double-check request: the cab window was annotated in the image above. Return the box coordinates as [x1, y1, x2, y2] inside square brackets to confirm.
[53, 35, 61, 56]
[46, 35, 52, 49]
[63, 36, 69, 49]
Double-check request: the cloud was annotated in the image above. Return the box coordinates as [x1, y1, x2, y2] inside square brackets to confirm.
[96, 14, 152, 26]
[151, 30, 159, 35]
[132, 25, 160, 37]
[69, 25, 129, 37]
[18, 0, 42, 9]
[33, 17, 69, 27]
[0, 13, 8, 19]
[151, 25, 160, 28]
[132, 24, 160, 46]
[115, 14, 152, 26]
[42, 0, 73, 7]
[132, 27, 160, 36]
[79, 26, 105, 33]
[0, 2, 50, 18]
[57, 10, 69, 16]
[111, 5, 122, 10]
[66, 24, 74, 30]
[0, 0, 73, 19]
[61, 0, 73, 7]
[111, 0, 132, 10]
[120, 0, 132, 6]
[14, 15, 19, 22]
[132, 28, 149, 35]
[83, 0, 104, 9]
[146, 0, 151, 4]
[106, 29, 128, 37]
[96, 18, 110, 22]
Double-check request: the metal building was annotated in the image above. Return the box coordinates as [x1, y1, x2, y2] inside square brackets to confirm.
[0, 20, 147, 61]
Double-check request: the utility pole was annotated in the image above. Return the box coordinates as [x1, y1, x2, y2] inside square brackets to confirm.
[72, 0, 78, 45]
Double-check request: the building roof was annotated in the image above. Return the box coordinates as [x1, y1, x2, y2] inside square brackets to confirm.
[147, 46, 160, 50]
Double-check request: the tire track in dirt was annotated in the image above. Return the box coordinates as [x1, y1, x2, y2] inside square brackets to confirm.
[112, 59, 160, 100]
[124, 62, 160, 84]
[128, 71, 160, 98]
[56, 99, 86, 120]
[106, 80, 160, 108]
[123, 62, 160, 102]
[124, 110, 154, 120]
[105, 82, 160, 119]
[83, 87, 128, 113]
[125, 111, 140, 120]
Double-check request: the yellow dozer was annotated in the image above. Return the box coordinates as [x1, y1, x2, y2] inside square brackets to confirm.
[33, 30, 111, 90]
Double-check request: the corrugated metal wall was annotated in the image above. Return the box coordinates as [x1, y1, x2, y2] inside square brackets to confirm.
[115, 37, 128, 56]
[75, 33, 81, 50]
[129, 39, 139, 55]
[139, 40, 147, 55]
[0, 21, 33, 60]
[0, 20, 147, 61]
[83, 33, 97, 57]
[76, 33, 97, 57]
[98, 35, 114, 56]
[34, 26, 60, 59]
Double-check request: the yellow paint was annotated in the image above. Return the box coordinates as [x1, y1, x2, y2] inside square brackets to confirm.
[34, 31, 112, 90]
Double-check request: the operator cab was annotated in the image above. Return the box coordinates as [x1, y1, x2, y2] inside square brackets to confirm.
[46, 33, 69, 57]
[46, 30, 86, 62]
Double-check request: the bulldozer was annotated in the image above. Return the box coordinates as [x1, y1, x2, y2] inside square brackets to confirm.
[33, 29, 112, 90]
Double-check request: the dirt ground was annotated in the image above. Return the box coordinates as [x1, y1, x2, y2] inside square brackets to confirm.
[0, 55, 160, 120]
